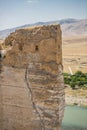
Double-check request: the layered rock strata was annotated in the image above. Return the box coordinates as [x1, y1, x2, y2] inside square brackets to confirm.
[0, 25, 65, 130]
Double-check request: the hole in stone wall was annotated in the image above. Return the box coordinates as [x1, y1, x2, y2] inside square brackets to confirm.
[58, 45, 60, 49]
[0, 53, 2, 58]
[35, 45, 39, 51]
[19, 44, 23, 51]
[3, 55, 6, 59]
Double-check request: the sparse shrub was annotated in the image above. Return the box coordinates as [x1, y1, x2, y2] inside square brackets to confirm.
[73, 103, 78, 105]
[70, 82, 76, 89]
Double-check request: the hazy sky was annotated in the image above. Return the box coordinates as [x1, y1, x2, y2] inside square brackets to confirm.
[0, 0, 87, 30]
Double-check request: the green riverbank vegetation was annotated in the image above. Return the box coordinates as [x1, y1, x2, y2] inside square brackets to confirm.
[63, 71, 87, 89]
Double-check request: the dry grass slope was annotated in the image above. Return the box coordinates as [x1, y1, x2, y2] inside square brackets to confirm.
[62, 35, 87, 73]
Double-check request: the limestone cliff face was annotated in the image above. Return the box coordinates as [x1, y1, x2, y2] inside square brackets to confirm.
[0, 25, 65, 130]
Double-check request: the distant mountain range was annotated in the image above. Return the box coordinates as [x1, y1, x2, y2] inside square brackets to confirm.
[0, 18, 87, 39]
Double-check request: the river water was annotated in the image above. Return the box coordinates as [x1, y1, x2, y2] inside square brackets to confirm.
[61, 105, 87, 130]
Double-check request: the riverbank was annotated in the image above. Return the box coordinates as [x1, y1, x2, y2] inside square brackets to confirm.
[65, 87, 87, 107]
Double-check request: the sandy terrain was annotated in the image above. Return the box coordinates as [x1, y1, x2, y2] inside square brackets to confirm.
[62, 35, 87, 73]
[65, 87, 87, 107]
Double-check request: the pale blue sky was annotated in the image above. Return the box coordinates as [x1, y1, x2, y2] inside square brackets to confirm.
[0, 0, 87, 30]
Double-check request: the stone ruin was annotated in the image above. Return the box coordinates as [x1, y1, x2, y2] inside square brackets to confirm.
[0, 25, 65, 130]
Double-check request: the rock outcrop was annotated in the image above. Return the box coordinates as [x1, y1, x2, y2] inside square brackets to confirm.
[0, 25, 65, 130]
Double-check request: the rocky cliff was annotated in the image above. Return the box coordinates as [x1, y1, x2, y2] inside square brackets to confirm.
[0, 25, 65, 130]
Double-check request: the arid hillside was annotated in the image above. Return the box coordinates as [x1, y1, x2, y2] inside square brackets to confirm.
[62, 35, 87, 73]
[0, 19, 87, 39]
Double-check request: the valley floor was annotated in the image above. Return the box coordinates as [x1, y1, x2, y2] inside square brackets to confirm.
[62, 35, 87, 107]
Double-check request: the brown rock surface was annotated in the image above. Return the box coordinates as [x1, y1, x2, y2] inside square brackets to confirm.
[0, 25, 65, 130]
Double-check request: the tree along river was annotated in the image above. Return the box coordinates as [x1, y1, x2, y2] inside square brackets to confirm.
[61, 105, 87, 130]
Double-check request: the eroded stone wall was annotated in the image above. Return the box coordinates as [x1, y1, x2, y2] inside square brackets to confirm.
[0, 25, 65, 130]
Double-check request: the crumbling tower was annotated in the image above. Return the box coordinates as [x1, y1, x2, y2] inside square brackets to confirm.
[0, 25, 65, 130]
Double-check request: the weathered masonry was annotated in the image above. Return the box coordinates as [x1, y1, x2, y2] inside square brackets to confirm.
[0, 25, 65, 130]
